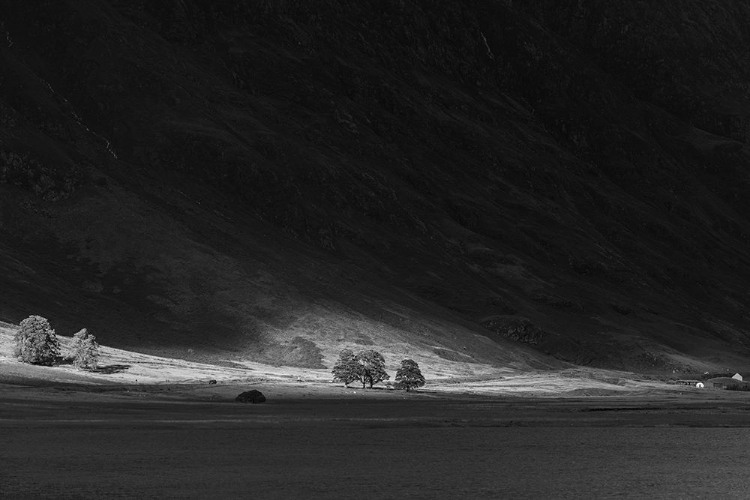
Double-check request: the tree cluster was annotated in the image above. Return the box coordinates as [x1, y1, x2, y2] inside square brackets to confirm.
[13, 315, 99, 370]
[332, 349, 425, 391]
[332, 349, 390, 388]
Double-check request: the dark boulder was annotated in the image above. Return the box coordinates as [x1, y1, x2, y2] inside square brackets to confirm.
[235, 390, 266, 404]
[208, 379, 217, 385]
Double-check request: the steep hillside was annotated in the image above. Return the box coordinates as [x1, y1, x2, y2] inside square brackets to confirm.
[2, 0, 750, 373]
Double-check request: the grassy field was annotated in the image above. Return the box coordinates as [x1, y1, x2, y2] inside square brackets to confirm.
[0, 322, 680, 396]
[3, 375, 750, 499]
[4, 322, 750, 498]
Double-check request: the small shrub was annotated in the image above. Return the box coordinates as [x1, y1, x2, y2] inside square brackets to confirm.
[395, 359, 425, 391]
[72, 328, 99, 371]
[725, 383, 750, 392]
[14, 315, 60, 366]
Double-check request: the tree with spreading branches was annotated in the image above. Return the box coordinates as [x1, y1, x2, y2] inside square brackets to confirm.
[395, 358, 425, 391]
[332, 348, 361, 387]
[355, 349, 389, 389]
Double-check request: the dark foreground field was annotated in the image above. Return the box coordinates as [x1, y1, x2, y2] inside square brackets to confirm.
[2, 383, 750, 499]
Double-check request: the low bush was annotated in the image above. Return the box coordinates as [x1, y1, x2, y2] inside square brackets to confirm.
[724, 383, 750, 391]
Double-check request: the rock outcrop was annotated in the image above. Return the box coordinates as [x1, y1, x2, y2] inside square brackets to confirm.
[235, 390, 266, 404]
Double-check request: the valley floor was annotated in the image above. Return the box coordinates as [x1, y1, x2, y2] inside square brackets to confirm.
[2, 379, 750, 499]
[4, 325, 750, 498]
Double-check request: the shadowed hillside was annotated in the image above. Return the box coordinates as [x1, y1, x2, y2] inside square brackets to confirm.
[2, 0, 750, 373]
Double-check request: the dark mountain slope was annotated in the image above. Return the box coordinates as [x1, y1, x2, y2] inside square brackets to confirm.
[2, 0, 750, 373]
